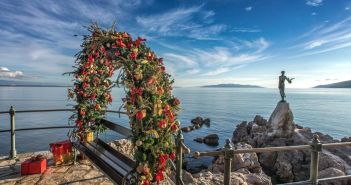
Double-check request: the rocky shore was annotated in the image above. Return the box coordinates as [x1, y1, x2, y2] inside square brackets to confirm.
[232, 101, 351, 184]
[109, 101, 350, 184]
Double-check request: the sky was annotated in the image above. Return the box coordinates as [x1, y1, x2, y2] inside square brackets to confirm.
[0, 0, 350, 88]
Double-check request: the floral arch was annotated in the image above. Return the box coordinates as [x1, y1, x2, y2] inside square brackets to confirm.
[68, 24, 180, 184]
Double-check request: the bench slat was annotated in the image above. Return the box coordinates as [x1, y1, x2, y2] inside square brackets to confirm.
[95, 138, 136, 167]
[89, 140, 135, 173]
[74, 141, 126, 183]
[100, 119, 132, 137]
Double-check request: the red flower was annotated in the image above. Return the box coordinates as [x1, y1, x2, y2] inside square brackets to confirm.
[129, 52, 137, 60]
[169, 152, 176, 160]
[135, 37, 146, 47]
[76, 119, 83, 127]
[146, 76, 156, 85]
[88, 55, 94, 63]
[158, 119, 167, 129]
[122, 32, 129, 38]
[168, 112, 175, 123]
[95, 104, 101, 111]
[158, 154, 168, 168]
[171, 124, 178, 132]
[164, 105, 171, 112]
[142, 180, 149, 185]
[127, 41, 133, 48]
[136, 111, 145, 121]
[173, 98, 180, 106]
[91, 92, 97, 101]
[107, 94, 113, 103]
[100, 46, 106, 53]
[147, 52, 154, 60]
[155, 171, 164, 182]
[79, 109, 86, 117]
[161, 66, 165, 72]
[93, 77, 99, 85]
[83, 82, 90, 89]
[115, 51, 121, 56]
[117, 39, 126, 48]
[131, 87, 143, 96]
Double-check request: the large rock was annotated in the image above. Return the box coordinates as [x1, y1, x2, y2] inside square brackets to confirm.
[231, 101, 350, 183]
[210, 143, 262, 174]
[203, 134, 219, 146]
[268, 101, 295, 137]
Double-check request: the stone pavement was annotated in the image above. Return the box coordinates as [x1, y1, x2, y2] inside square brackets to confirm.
[0, 151, 113, 185]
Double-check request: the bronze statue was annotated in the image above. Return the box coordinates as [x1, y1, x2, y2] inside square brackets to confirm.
[279, 71, 294, 101]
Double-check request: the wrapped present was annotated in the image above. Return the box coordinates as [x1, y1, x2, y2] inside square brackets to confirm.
[21, 155, 47, 175]
[85, 132, 94, 142]
[50, 140, 73, 165]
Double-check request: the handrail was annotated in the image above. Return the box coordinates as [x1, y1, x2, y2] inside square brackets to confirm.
[0, 109, 127, 114]
[1, 106, 189, 185]
[193, 142, 351, 157]
[0, 126, 75, 133]
[193, 136, 351, 185]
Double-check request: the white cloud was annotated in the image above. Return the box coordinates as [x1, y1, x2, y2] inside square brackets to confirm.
[311, 12, 317, 16]
[306, 0, 323, 7]
[186, 69, 200, 75]
[305, 40, 325, 49]
[162, 38, 270, 77]
[0, 67, 24, 79]
[346, 7, 350, 10]
[164, 53, 198, 66]
[245, 6, 253, 11]
[202, 67, 230, 76]
[231, 27, 261, 33]
[291, 16, 351, 56]
[136, 5, 227, 40]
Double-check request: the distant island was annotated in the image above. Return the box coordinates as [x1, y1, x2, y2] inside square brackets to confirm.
[314, 80, 351, 88]
[201, 83, 263, 88]
[0, 80, 71, 87]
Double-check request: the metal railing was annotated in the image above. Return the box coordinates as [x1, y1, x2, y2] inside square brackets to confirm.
[0, 106, 127, 159]
[193, 136, 351, 185]
[0, 106, 191, 185]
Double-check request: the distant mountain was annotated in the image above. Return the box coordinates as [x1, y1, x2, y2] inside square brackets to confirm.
[0, 80, 71, 87]
[201, 83, 263, 88]
[314, 80, 351, 88]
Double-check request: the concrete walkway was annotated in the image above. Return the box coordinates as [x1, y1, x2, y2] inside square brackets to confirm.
[0, 151, 113, 185]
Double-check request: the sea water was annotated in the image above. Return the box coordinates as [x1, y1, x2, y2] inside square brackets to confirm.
[0, 87, 350, 156]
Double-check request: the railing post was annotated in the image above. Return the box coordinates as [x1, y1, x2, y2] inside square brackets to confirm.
[224, 139, 233, 185]
[176, 130, 183, 185]
[9, 106, 17, 159]
[309, 134, 322, 185]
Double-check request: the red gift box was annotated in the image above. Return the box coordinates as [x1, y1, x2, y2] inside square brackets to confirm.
[50, 140, 73, 165]
[21, 156, 47, 175]
[50, 140, 72, 154]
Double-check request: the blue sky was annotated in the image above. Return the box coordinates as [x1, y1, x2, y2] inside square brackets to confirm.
[0, 0, 350, 88]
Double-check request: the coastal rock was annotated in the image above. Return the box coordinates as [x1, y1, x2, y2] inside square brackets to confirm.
[318, 168, 347, 185]
[192, 171, 271, 185]
[210, 143, 262, 173]
[203, 134, 219, 146]
[194, 137, 204, 143]
[341, 137, 351, 142]
[203, 118, 211, 127]
[231, 101, 350, 183]
[268, 101, 295, 137]
[191, 117, 203, 126]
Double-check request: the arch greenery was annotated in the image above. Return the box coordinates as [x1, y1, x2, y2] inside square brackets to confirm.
[68, 24, 180, 184]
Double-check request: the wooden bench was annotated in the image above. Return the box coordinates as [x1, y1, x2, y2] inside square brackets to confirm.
[73, 119, 136, 184]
